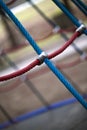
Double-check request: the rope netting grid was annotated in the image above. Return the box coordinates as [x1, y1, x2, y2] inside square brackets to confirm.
[2, 0, 87, 55]
[0, 7, 86, 92]
[0, 50, 87, 96]
[2, 0, 85, 54]
[0, 0, 87, 128]
[0, 0, 87, 83]
[1, 0, 86, 62]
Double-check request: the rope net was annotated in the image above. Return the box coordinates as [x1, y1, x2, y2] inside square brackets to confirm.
[0, 0, 87, 128]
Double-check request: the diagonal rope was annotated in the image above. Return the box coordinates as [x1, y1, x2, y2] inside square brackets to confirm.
[0, 0, 87, 109]
[0, 104, 15, 124]
[2, 52, 50, 107]
[0, 30, 81, 81]
[1, 55, 86, 93]
[0, 9, 20, 48]
[28, 0, 84, 56]
[73, 0, 87, 10]
[52, 0, 87, 35]
[71, 0, 87, 16]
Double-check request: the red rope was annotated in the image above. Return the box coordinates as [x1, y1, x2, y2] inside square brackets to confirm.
[0, 59, 40, 81]
[3, 27, 75, 54]
[1, 56, 87, 93]
[0, 31, 81, 81]
[0, 79, 21, 93]
[27, 58, 84, 79]
[48, 31, 80, 59]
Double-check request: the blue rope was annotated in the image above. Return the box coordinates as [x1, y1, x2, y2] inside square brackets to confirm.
[44, 58, 87, 109]
[0, 94, 87, 129]
[28, 0, 84, 55]
[72, 0, 87, 16]
[0, 0, 42, 55]
[52, 0, 87, 35]
[0, 0, 87, 109]
[76, 0, 87, 10]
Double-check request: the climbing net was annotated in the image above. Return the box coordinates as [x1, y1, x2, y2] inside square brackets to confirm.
[0, 0, 87, 128]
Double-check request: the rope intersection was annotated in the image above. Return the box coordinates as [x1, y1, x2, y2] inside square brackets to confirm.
[0, 0, 87, 109]
[0, 29, 84, 81]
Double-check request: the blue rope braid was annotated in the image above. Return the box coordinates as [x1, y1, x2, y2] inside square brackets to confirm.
[0, 0, 87, 109]
[52, 0, 87, 35]
[72, 0, 87, 16]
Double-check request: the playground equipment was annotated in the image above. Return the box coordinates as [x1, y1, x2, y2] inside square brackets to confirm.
[0, 0, 87, 129]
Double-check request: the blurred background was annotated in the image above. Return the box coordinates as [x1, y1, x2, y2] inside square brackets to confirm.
[0, 0, 87, 130]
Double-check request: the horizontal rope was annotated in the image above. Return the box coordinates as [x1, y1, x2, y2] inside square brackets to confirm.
[0, 31, 81, 81]
[27, 57, 86, 79]
[0, 94, 87, 129]
[27, 0, 84, 56]
[0, 59, 40, 81]
[2, 27, 76, 54]
[0, 0, 87, 109]
[1, 56, 86, 93]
